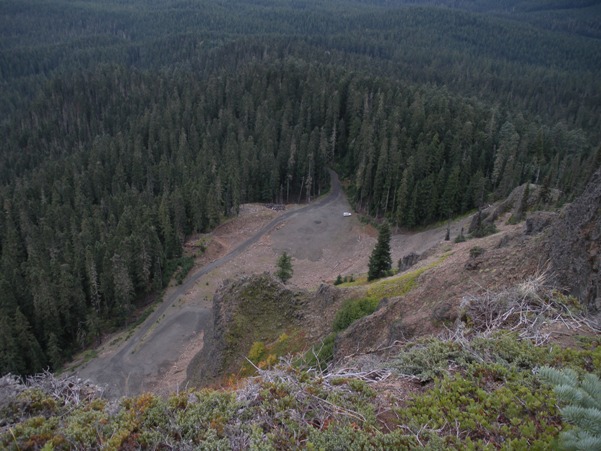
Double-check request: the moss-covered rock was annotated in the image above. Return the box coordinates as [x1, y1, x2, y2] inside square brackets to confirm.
[187, 273, 309, 387]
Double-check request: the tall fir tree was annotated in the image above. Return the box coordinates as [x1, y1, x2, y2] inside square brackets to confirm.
[368, 221, 392, 281]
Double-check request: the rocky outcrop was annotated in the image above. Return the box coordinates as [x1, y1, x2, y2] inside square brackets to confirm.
[397, 252, 421, 272]
[187, 273, 308, 387]
[525, 211, 557, 235]
[547, 169, 601, 314]
[468, 183, 560, 234]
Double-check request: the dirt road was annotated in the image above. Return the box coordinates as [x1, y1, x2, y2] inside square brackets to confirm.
[74, 168, 471, 397]
[75, 170, 348, 397]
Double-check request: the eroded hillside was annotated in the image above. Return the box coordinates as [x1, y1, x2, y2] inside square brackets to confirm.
[2, 171, 601, 448]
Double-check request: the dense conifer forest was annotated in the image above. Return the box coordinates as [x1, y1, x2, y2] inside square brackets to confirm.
[1, 0, 600, 375]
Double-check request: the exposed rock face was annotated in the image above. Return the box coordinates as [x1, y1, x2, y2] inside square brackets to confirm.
[548, 169, 601, 314]
[186, 272, 348, 388]
[187, 273, 307, 387]
[397, 252, 421, 272]
[525, 211, 557, 235]
[468, 205, 499, 234]
[334, 301, 406, 360]
[468, 183, 560, 234]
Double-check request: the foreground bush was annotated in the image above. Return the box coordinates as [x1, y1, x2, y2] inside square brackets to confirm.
[2, 331, 599, 450]
[2, 277, 598, 450]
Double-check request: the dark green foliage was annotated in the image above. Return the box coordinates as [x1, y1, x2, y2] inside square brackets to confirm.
[333, 298, 379, 332]
[454, 234, 467, 243]
[539, 175, 552, 206]
[12, 309, 46, 375]
[334, 274, 343, 285]
[0, 0, 598, 376]
[276, 252, 293, 284]
[455, 227, 467, 243]
[368, 221, 392, 281]
[164, 257, 195, 286]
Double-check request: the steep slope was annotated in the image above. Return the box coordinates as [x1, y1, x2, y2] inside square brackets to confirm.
[334, 174, 601, 360]
[547, 168, 601, 315]
[187, 273, 346, 388]
[2, 180, 600, 449]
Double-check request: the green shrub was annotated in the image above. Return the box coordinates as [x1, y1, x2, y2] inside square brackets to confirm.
[399, 363, 561, 449]
[164, 256, 195, 285]
[391, 338, 471, 382]
[306, 425, 417, 449]
[248, 341, 266, 364]
[454, 234, 466, 243]
[2, 330, 598, 450]
[333, 297, 379, 332]
[391, 333, 585, 383]
[507, 213, 521, 225]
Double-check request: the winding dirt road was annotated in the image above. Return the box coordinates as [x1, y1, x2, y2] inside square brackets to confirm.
[75, 170, 345, 397]
[74, 167, 472, 397]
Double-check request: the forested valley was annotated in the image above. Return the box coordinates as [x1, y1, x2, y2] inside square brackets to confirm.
[1, 0, 599, 376]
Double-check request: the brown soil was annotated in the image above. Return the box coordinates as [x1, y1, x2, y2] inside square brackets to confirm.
[156, 200, 378, 392]
[74, 175, 384, 396]
[75, 173, 560, 398]
[334, 212, 550, 360]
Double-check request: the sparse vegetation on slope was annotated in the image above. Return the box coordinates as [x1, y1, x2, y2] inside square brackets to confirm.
[2, 329, 599, 449]
[2, 241, 600, 449]
[368, 254, 451, 300]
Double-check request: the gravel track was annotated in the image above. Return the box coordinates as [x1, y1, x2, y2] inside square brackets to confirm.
[75, 171, 344, 397]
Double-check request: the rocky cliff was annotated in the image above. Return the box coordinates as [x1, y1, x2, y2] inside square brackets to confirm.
[186, 273, 347, 387]
[547, 168, 601, 315]
[187, 273, 310, 387]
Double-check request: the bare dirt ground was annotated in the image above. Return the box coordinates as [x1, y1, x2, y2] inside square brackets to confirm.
[73, 172, 476, 398]
[333, 209, 554, 362]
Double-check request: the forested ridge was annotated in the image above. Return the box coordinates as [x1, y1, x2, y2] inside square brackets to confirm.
[1, 0, 599, 376]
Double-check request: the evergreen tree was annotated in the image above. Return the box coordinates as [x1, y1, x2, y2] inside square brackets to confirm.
[539, 174, 552, 206]
[0, 313, 20, 375]
[13, 308, 45, 374]
[276, 252, 293, 284]
[46, 332, 62, 371]
[368, 221, 392, 281]
[539, 367, 601, 450]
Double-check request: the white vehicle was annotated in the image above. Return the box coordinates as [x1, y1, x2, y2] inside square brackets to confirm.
[343, 212, 352, 217]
